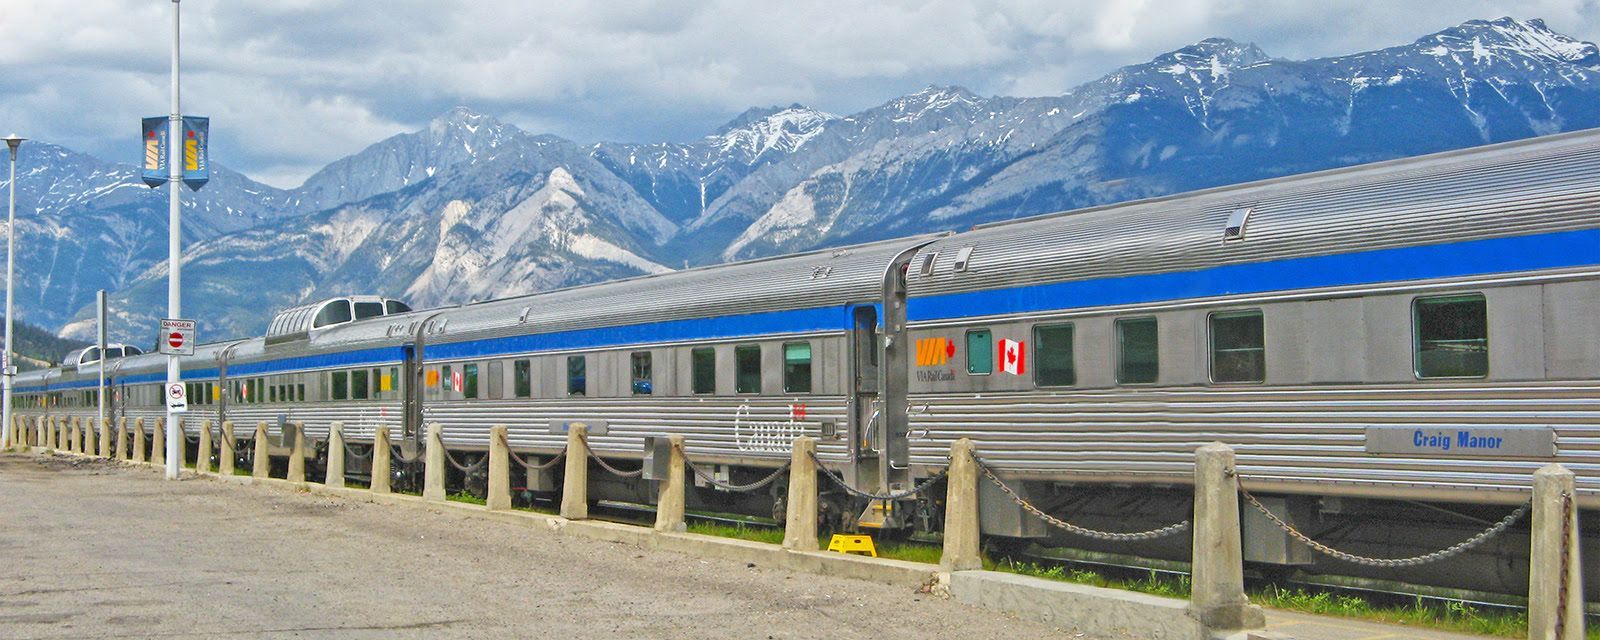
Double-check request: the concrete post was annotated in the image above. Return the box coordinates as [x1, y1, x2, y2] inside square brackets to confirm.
[940, 438, 982, 571]
[251, 421, 269, 479]
[196, 420, 212, 474]
[782, 436, 819, 551]
[371, 426, 392, 494]
[325, 422, 345, 489]
[654, 434, 686, 533]
[1188, 443, 1264, 632]
[486, 425, 510, 511]
[286, 422, 306, 485]
[115, 417, 127, 460]
[44, 416, 55, 452]
[559, 424, 589, 520]
[1529, 464, 1584, 640]
[132, 418, 146, 461]
[218, 421, 236, 476]
[69, 417, 80, 453]
[98, 417, 109, 457]
[150, 418, 165, 467]
[83, 416, 96, 457]
[172, 418, 186, 472]
[422, 422, 446, 502]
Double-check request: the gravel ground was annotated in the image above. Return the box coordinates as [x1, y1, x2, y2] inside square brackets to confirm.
[0, 453, 1072, 639]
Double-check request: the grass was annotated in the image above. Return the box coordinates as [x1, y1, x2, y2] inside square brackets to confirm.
[446, 490, 486, 505]
[991, 558, 1193, 599]
[685, 521, 787, 545]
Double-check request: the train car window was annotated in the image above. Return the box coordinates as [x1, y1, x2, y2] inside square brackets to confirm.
[313, 299, 353, 328]
[1210, 310, 1265, 383]
[567, 356, 586, 397]
[966, 329, 993, 375]
[735, 345, 761, 394]
[252, 379, 263, 404]
[463, 363, 479, 399]
[331, 371, 349, 401]
[442, 365, 454, 397]
[385, 367, 397, 395]
[297, 383, 306, 402]
[386, 300, 411, 315]
[783, 342, 812, 393]
[1116, 317, 1159, 384]
[1413, 294, 1488, 378]
[630, 352, 653, 395]
[352, 369, 370, 400]
[691, 348, 715, 395]
[353, 301, 385, 320]
[514, 360, 532, 398]
[269, 385, 278, 403]
[1033, 324, 1076, 386]
[205, 382, 215, 405]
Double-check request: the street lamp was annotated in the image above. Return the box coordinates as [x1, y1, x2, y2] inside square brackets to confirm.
[3, 134, 24, 451]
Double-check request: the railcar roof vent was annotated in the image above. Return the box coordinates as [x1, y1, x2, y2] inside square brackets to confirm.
[917, 251, 939, 277]
[1223, 206, 1254, 244]
[953, 246, 974, 272]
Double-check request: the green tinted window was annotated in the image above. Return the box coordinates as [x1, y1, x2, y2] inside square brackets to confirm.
[331, 372, 348, 400]
[1210, 310, 1265, 383]
[966, 330, 992, 375]
[1414, 294, 1487, 378]
[692, 348, 716, 395]
[351, 369, 370, 400]
[783, 342, 812, 393]
[631, 352, 653, 395]
[1116, 317, 1159, 384]
[463, 363, 479, 399]
[567, 356, 586, 397]
[514, 360, 532, 398]
[1033, 324, 1075, 386]
[735, 345, 761, 394]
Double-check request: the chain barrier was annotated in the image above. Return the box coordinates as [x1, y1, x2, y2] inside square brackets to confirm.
[581, 439, 645, 478]
[494, 432, 566, 471]
[442, 446, 487, 473]
[974, 455, 1191, 542]
[684, 457, 791, 493]
[341, 441, 373, 461]
[810, 451, 948, 501]
[390, 445, 424, 464]
[1239, 482, 1528, 568]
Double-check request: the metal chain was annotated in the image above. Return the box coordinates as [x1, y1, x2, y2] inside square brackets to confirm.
[1240, 483, 1528, 568]
[810, 451, 948, 501]
[1556, 491, 1573, 640]
[581, 439, 644, 478]
[341, 441, 372, 461]
[684, 457, 791, 493]
[389, 445, 424, 464]
[442, 446, 487, 473]
[975, 455, 1191, 542]
[495, 432, 565, 471]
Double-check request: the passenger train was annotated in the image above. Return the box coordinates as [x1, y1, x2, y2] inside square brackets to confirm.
[16, 128, 1600, 599]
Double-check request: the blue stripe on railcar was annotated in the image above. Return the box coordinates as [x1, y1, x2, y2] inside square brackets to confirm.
[425, 303, 859, 361]
[908, 228, 1600, 322]
[15, 346, 406, 392]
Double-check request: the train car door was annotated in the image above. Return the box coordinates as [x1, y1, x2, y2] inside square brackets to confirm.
[848, 304, 879, 489]
[402, 343, 420, 443]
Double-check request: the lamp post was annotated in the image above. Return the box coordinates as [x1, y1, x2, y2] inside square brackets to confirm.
[163, 0, 182, 479]
[2, 134, 23, 451]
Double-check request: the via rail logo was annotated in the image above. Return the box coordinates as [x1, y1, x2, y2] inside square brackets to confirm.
[733, 403, 810, 453]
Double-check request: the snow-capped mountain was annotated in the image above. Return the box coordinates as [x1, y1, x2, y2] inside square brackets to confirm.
[42, 17, 1600, 343]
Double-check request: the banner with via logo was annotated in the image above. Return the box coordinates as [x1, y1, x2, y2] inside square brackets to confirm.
[181, 116, 209, 191]
[141, 115, 210, 190]
[140, 117, 168, 188]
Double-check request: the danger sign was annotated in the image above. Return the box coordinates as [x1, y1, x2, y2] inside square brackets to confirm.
[159, 318, 197, 356]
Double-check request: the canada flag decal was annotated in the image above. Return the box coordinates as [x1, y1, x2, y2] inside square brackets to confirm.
[998, 339, 1026, 375]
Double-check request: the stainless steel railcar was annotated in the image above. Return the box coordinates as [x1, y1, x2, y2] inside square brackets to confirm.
[14, 127, 1600, 598]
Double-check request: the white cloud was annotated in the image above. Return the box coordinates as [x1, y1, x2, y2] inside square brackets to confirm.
[1, 0, 1596, 188]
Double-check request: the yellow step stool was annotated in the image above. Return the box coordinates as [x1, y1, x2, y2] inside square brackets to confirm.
[826, 534, 877, 557]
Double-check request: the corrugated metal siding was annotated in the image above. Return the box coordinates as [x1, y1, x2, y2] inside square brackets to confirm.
[906, 129, 1600, 298]
[906, 382, 1600, 500]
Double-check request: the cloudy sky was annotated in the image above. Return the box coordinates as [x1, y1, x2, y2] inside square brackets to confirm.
[2, 1, 1597, 188]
